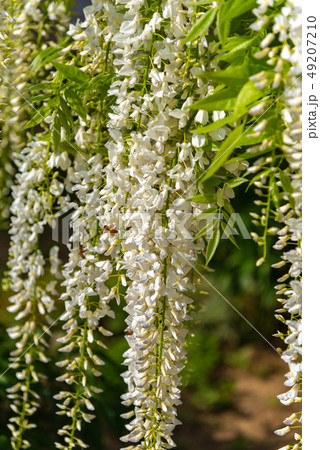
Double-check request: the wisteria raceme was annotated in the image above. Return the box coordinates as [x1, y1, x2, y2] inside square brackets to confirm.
[0, 0, 70, 227]
[51, 3, 127, 448]
[6, 139, 70, 449]
[273, 1, 302, 446]
[55, 155, 120, 450]
[100, 1, 244, 447]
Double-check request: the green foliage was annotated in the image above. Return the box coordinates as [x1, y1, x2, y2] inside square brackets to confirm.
[192, 112, 242, 134]
[206, 226, 221, 265]
[51, 114, 61, 151]
[197, 59, 260, 85]
[202, 123, 245, 181]
[189, 86, 238, 111]
[217, 0, 257, 44]
[64, 88, 87, 122]
[183, 8, 216, 44]
[217, 36, 256, 62]
[52, 62, 90, 84]
[22, 105, 51, 130]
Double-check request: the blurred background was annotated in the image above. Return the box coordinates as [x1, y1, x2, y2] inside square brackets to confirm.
[0, 2, 299, 449]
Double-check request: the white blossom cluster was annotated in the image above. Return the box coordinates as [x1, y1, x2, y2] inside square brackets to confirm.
[53, 3, 125, 447]
[3, 0, 303, 448]
[101, 1, 227, 448]
[6, 139, 70, 449]
[0, 0, 69, 225]
[273, 1, 302, 447]
[53, 0, 238, 448]
[55, 154, 121, 449]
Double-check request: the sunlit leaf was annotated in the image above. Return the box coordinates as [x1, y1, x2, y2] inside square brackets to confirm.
[227, 177, 248, 188]
[183, 8, 216, 44]
[189, 86, 238, 111]
[51, 114, 61, 151]
[194, 220, 218, 240]
[190, 193, 217, 203]
[192, 111, 245, 134]
[206, 226, 221, 265]
[202, 123, 245, 181]
[218, 0, 257, 43]
[279, 170, 293, 194]
[52, 62, 90, 84]
[22, 105, 51, 130]
[195, 207, 219, 220]
[234, 81, 263, 115]
[65, 89, 87, 121]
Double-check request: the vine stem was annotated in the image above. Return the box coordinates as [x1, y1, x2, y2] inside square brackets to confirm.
[15, 368, 31, 450]
[68, 322, 87, 450]
[15, 252, 39, 449]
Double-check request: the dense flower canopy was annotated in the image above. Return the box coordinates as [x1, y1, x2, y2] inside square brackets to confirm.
[0, 0, 301, 449]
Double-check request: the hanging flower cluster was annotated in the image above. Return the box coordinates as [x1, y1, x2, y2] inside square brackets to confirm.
[7, 139, 70, 449]
[0, 0, 69, 227]
[2, 0, 302, 449]
[272, 2, 302, 446]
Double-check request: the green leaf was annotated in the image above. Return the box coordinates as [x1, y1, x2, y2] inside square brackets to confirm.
[60, 140, 83, 156]
[197, 67, 249, 86]
[217, 37, 256, 62]
[198, 60, 266, 86]
[183, 8, 216, 44]
[224, 0, 257, 21]
[60, 97, 74, 130]
[228, 148, 271, 164]
[223, 199, 235, 216]
[235, 133, 264, 147]
[185, 0, 222, 5]
[206, 227, 221, 265]
[221, 220, 240, 248]
[278, 171, 295, 210]
[190, 193, 217, 203]
[194, 220, 218, 240]
[189, 86, 238, 111]
[84, 73, 114, 100]
[227, 177, 248, 188]
[58, 108, 71, 137]
[52, 62, 90, 84]
[18, 93, 52, 110]
[65, 89, 87, 121]
[202, 122, 245, 181]
[217, 8, 231, 45]
[279, 170, 293, 194]
[192, 111, 244, 134]
[202, 176, 223, 190]
[234, 81, 263, 115]
[22, 105, 51, 130]
[218, 0, 257, 44]
[195, 207, 219, 220]
[27, 82, 60, 91]
[233, 118, 271, 148]
[48, 96, 60, 109]
[95, 146, 109, 156]
[31, 47, 60, 72]
[51, 115, 61, 151]
[271, 176, 280, 209]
